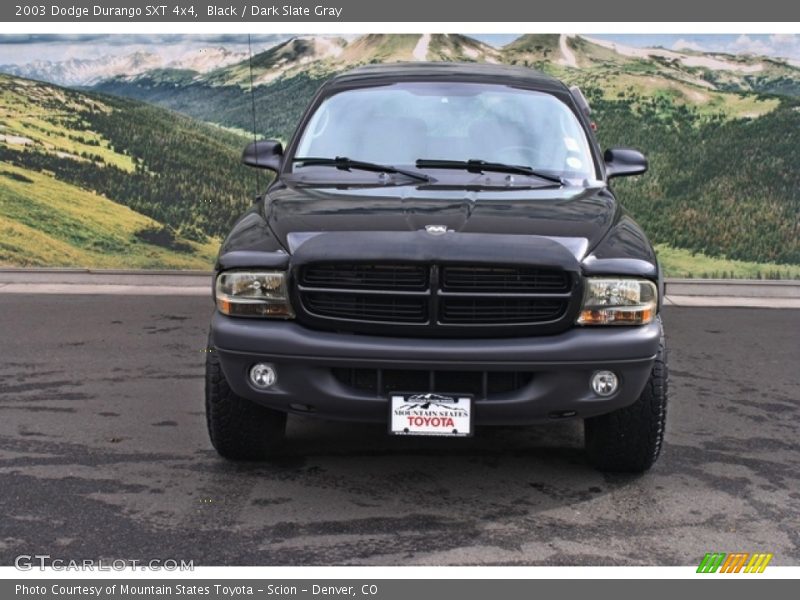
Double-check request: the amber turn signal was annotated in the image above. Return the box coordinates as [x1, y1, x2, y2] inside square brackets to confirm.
[577, 278, 657, 326]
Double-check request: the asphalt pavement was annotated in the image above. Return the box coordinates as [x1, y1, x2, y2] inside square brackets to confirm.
[0, 295, 798, 566]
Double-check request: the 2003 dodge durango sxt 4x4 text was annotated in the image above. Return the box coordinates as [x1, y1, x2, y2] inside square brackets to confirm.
[206, 63, 669, 473]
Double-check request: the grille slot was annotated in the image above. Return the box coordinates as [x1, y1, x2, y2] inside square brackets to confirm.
[440, 297, 566, 324]
[303, 292, 428, 323]
[300, 263, 428, 291]
[296, 261, 575, 335]
[332, 368, 534, 398]
[441, 266, 570, 293]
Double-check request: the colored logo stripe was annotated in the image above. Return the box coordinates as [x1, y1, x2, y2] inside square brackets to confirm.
[697, 552, 773, 573]
[697, 553, 726, 573]
[720, 553, 749, 573]
[744, 553, 773, 573]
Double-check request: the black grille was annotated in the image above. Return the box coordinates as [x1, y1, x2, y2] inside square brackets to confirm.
[440, 297, 566, 324]
[300, 263, 428, 291]
[303, 292, 427, 323]
[295, 261, 575, 335]
[441, 266, 570, 293]
[332, 368, 533, 398]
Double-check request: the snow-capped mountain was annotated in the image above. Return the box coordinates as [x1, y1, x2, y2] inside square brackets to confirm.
[0, 47, 248, 86]
[168, 47, 249, 73]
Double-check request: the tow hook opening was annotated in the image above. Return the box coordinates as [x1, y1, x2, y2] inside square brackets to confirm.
[549, 410, 578, 419]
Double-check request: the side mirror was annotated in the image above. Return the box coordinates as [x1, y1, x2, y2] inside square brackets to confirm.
[242, 140, 283, 172]
[604, 147, 648, 179]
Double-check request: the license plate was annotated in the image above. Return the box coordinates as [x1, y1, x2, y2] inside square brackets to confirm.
[389, 393, 472, 437]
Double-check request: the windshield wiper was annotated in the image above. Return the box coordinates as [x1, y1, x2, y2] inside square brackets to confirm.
[415, 159, 564, 185]
[293, 156, 431, 183]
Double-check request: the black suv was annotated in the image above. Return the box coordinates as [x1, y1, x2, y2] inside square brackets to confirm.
[206, 63, 668, 473]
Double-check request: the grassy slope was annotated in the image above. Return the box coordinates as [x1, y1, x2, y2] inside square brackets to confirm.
[0, 78, 135, 171]
[655, 245, 800, 279]
[0, 163, 217, 268]
[10, 37, 800, 275]
[94, 71, 324, 141]
[601, 99, 800, 266]
[89, 65, 800, 276]
[0, 74, 236, 269]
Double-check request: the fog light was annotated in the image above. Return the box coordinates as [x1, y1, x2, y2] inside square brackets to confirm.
[591, 370, 618, 397]
[249, 363, 277, 389]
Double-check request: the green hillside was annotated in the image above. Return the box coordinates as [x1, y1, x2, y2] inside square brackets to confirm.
[0, 73, 255, 268]
[589, 93, 800, 265]
[96, 71, 324, 145]
[654, 244, 800, 280]
[90, 34, 800, 271]
[94, 35, 800, 269]
[6, 34, 800, 274]
[0, 163, 218, 268]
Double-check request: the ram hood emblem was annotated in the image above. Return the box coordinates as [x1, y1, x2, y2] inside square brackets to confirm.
[424, 224, 449, 235]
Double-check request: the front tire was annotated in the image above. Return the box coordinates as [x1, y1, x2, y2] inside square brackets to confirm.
[584, 327, 668, 473]
[205, 336, 287, 460]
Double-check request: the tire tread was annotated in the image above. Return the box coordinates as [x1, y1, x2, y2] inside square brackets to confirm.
[584, 325, 668, 473]
[205, 337, 286, 460]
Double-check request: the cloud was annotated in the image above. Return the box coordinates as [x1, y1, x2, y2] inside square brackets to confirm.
[0, 33, 287, 46]
[769, 34, 796, 46]
[0, 33, 293, 65]
[767, 34, 800, 58]
[731, 34, 773, 56]
[727, 34, 800, 61]
[0, 34, 115, 45]
[2, 33, 800, 68]
[671, 38, 706, 52]
[591, 34, 800, 62]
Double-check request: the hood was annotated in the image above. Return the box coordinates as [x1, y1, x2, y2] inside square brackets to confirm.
[265, 183, 617, 260]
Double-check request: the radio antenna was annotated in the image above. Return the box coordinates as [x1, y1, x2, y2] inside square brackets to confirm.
[247, 33, 261, 196]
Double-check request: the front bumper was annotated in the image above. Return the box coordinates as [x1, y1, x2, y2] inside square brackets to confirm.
[211, 313, 661, 425]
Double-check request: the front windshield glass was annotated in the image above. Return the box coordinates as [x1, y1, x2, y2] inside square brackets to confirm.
[292, 81, 596, 180]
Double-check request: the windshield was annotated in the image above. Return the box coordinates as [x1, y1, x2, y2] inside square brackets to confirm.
[292, 81, 596, 181]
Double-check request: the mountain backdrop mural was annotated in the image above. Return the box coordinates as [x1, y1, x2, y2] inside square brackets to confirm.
[1, 34, 799, 276]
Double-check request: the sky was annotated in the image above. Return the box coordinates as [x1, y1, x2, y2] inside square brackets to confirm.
[0, 33, 798, 65]
[0, 34, 289, 64]
[591, 34, 800, 60]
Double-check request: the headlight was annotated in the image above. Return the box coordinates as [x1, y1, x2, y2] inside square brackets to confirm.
[215, 271, 294, 318]
[577, 278, 657, 325]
